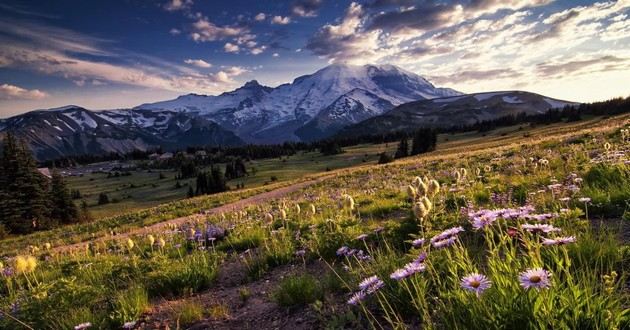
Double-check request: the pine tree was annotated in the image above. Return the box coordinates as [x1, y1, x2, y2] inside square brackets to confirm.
[394, 136, 409, 159]
[49, 169, 79, 225]
[0, 132, 49, 234]
[410, 129, 437, 156]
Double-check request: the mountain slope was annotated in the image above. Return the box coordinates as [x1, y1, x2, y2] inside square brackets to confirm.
[0, 106, 244, 160]
[136, 64, 461, 143]
[337, 91, 577, 137]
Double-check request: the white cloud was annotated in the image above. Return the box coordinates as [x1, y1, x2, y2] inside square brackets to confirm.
[169, 28, 181, 35]
[271, 16, 291, 25]
[254, 13, 266, 21]
[272, 53, 279, 57]
[250, 45, 267, 55]
[190, 17, 247, 42]
[163, 0, 193, 12]
[0, 83, 48, 100]
[184, 59, 212, 68]
[224, 42, 240, 53]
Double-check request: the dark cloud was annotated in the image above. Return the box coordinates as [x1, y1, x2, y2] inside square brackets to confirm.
[536, 55, 628, 77]
[291, 0, 323, 17]
[366, 1, 455, 32]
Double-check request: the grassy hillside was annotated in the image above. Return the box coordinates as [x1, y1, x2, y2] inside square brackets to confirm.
[66, 142, 396, 219]
[67, 115, 618, 220]
[0, 114, 628, 329]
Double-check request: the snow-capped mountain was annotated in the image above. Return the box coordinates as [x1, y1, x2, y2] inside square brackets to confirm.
[136, 64, 461, 143]
[337, 91, 577, 137]
[0, 106, 243, 160]
[1, 64, 577, 160]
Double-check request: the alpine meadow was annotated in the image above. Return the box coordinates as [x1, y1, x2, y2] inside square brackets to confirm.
[0, 1, 629, 329]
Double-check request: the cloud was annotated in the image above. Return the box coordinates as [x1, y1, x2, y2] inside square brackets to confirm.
[271, 16, 291, 25]
[163, 0, 193, 12]
[224, 42, 240, 53]
[306, 2, 383, 63]
[190, 17, 248, 42]
[0, 18, 245, 96]
[169, 28, 181, 35]
[536, 55, 629, 78]
[428, 68, 522, 85]
[250, 46, 267, 55]
[254, 13, 266, 21]
[184, 59, 212, 68]
[0, 83, 48, 100]
[292, 0, 323, 17]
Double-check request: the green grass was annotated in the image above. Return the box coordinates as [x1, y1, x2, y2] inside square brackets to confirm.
[0, 114, 628, 329]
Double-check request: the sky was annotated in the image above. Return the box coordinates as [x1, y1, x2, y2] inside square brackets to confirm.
[0, 0, 629, 117]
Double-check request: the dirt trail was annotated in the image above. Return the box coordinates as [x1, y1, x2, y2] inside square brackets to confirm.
[53, 174, 335, 253]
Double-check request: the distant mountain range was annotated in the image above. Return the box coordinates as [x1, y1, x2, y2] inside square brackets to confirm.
[0, 64, 575, 160]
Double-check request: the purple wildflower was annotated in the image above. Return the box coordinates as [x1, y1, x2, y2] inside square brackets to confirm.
[356, 234, 369, 241]
[347, 291, 367, 305]
[460, 273, 492, 296]
[74, 323, 92, 330]
[359, 276, 380, 291]
[471, 214, 497, 230]
[521, 223, 561, 234]
[542, 236, 576, 246]
[430, 226, 464, 243]
[519, 268, 552, 290]
[414, 252, 428, 264]
[336, 246, 350, 256]
[432, 236, 458, 249]
[411, 238, 425, 247]
[390, 268, 410, 281]
[366, 279, 385, 294]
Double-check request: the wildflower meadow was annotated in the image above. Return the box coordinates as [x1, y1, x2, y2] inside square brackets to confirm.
[1, 118, 628, 329]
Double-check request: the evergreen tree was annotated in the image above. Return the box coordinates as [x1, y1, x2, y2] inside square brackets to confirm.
[0, 132, 49, 234]
[187, 186, 195, 198]
[394, 136, 409, 159]
[410, 129, 437, 156]
[98, 193, 110, 205]
[49, 169, 79, 225]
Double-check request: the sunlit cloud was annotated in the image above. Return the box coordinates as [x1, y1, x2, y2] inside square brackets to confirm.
[0, 83, 48, 100]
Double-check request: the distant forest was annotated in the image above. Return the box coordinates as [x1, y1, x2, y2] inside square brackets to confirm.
[40, 96, 629, 168]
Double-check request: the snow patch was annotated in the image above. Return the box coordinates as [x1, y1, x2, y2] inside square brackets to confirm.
[502, 96, 523, 104]
[544, 98, 570, 109]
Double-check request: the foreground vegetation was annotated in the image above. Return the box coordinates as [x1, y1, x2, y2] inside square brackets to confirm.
[0, 114, 628, 329]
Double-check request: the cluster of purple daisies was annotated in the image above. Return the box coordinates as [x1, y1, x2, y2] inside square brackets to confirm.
[347, 275, 386, 305]
[337, 246, 371, 261]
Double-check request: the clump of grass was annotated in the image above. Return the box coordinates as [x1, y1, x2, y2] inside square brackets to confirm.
[582, 163, 630, 217]
[272, 274, 323, 308]
[238, 287, 251, 303]
[208, 303, 230, 320]
[175, 300, 205, 326]
[109, 286, 150, 327]
[147, 252, 219, 297]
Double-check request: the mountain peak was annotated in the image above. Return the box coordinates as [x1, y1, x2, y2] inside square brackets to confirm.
[243, 80, 261, 88]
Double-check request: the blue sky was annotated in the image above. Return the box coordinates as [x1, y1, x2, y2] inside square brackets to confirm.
[0, 0, 629, 116]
